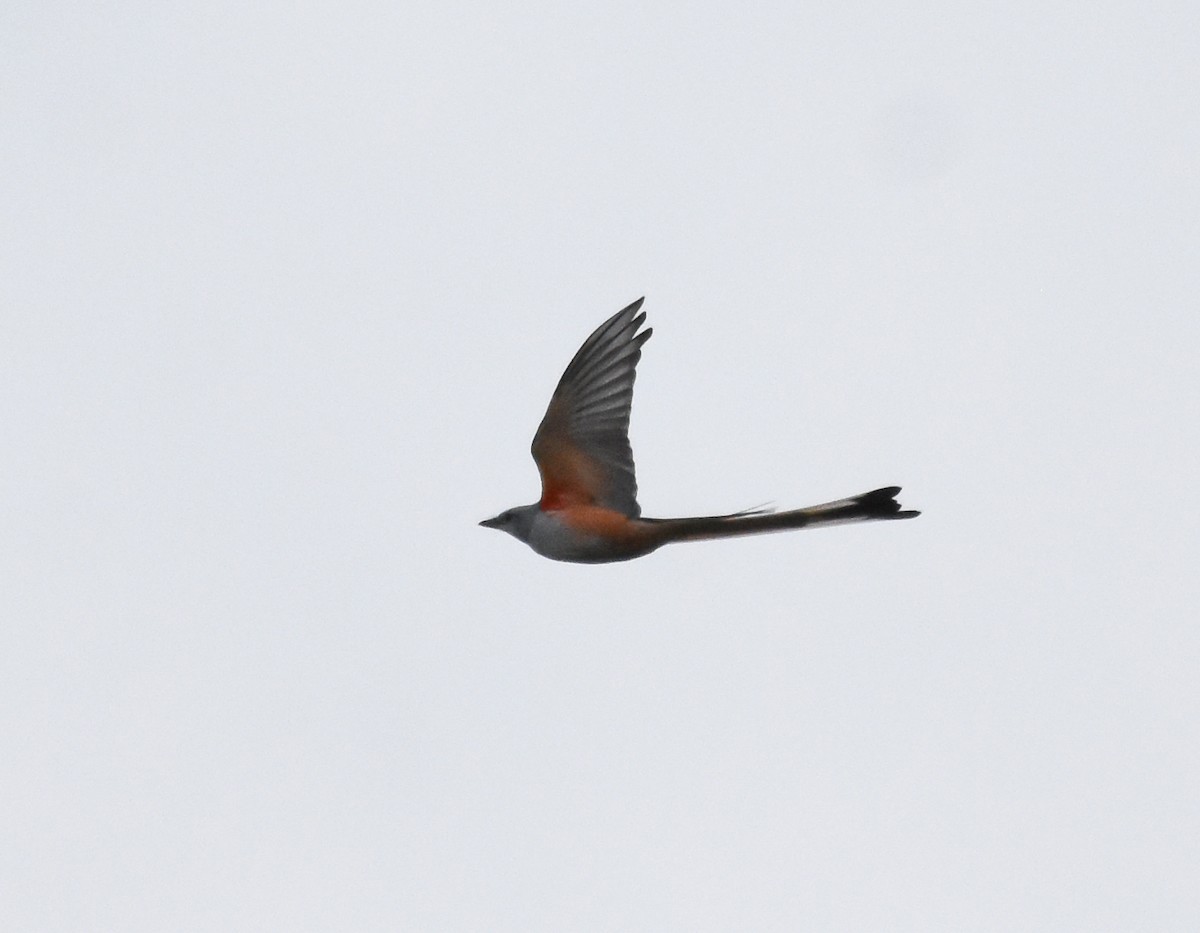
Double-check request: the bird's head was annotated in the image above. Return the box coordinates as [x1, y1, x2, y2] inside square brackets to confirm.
[478, 504, 538, 543]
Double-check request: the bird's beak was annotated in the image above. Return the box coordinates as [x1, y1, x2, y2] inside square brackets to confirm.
[479, 515, 502, 529]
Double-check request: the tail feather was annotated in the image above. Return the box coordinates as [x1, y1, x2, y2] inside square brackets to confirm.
[649, 486, 919, 545]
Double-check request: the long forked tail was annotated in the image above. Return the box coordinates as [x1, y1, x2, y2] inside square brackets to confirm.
[649, 486, 919, 545]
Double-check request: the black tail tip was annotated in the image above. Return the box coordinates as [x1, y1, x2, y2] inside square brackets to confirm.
[857, 486, 920, 520]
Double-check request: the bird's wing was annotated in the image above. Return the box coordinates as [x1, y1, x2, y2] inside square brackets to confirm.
[531, 298, 652, 517]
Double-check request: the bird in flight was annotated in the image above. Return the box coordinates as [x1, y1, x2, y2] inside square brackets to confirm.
[480, 298, 918, 562]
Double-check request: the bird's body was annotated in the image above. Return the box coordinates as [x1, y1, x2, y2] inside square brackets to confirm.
[522, 506, 647, 563]
[481, 299, 918, 562]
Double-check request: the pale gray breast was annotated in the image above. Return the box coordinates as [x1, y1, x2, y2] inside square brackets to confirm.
[526, 511, 610, 562]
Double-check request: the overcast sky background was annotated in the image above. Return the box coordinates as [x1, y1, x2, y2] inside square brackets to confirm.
[3, 2, 1198, 930]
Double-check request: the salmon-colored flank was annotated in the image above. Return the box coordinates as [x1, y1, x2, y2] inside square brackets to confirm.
[556, 504, 644, 542]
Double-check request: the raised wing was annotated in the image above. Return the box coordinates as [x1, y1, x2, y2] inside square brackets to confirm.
[531, 298, 652, 516]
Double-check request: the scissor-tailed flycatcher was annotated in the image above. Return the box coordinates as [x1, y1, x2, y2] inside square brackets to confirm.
[481, 298, 918, 562]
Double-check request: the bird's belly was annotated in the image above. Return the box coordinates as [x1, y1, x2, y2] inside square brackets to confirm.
[528, 511, 652, 564]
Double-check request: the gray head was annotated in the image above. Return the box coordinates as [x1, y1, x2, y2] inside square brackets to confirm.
[478, 503, 539, 543]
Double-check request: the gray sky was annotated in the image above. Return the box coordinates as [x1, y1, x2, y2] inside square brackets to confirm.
[3, 2, 1198, 930]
